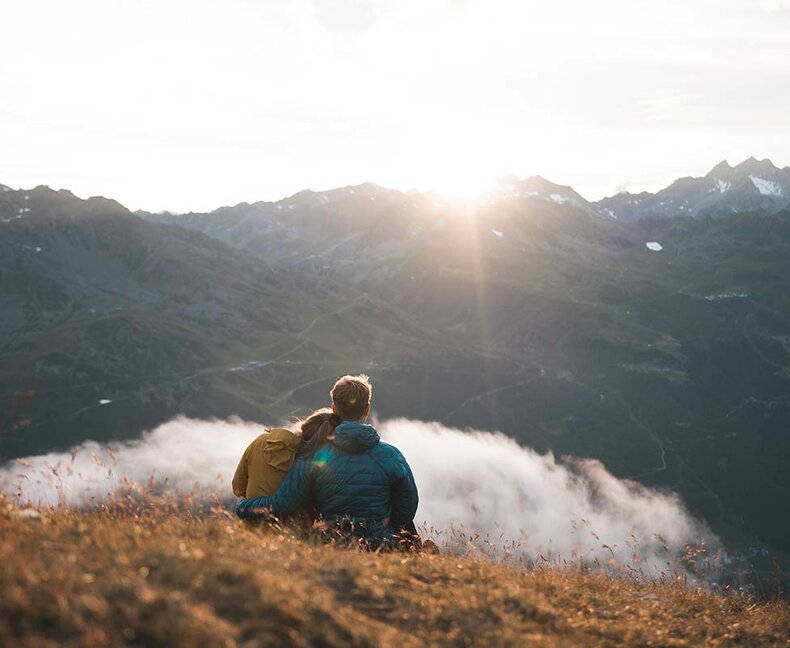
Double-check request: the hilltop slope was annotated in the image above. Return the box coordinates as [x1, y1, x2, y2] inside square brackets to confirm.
[1, 499, 788, 647]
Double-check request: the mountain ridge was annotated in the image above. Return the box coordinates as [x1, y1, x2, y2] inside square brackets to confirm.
[597, 158, 790, 222]
[6, 157, 787, 222]
[2, 170, 790, 575]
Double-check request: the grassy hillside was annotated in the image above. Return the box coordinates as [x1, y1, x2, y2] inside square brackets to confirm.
[1, 496, 787, 647]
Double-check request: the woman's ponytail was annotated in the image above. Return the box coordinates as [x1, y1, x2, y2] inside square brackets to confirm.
[298, 408, 341, 457]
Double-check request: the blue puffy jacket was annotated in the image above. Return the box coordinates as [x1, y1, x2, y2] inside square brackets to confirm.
[235, 422, 419, 548]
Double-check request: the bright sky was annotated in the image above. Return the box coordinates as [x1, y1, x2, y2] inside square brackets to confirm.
[2, 0, 789, 212]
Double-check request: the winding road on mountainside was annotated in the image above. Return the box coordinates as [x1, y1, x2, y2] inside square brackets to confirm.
[2, 295, 397, 435]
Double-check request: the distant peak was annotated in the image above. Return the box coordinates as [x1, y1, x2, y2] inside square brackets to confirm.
[520, 175, 568, 191]
[733, 157, 777, 172]
[524, 174, 553, 184]
[706, 160, 732, 177]
[496, 172, 521, 185]
[85, 195, 130, 214]
[345, 181, 391, 194]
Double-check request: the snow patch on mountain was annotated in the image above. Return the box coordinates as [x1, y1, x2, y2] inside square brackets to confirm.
[228, 360, 269, 373]
[549, 193, 568, 204]
[715, 179, 731, 193]
[705, 292, 749, 302]
[749, 175, 782, 196]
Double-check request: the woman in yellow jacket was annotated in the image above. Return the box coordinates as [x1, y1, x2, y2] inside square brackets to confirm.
[232, 409, 340, 526]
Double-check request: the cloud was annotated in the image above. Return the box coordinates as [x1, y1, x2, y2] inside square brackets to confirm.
[382, 418, 716, 573]
[0, 416, 717, 574]
[2, 1, 789, 210]
[760, 0, 790, 12]
[0, 417, 262, 505]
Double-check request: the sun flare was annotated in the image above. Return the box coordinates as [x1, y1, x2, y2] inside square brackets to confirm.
[428, 169, 501, 202]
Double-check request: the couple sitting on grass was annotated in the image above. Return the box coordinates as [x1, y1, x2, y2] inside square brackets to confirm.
[233, 374, 421, 550]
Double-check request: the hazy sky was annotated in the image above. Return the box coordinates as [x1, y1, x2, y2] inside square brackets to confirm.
[2, 0, 789, 212]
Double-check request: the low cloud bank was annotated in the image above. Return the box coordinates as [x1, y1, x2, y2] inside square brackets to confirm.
[1, 416, 716, 574]
[1, 417, 260, 505]
[382, 419, 716, 572]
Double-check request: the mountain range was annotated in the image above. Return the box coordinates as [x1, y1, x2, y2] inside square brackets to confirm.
[1, 159, 789, 571]
[597, 157, 790, 221]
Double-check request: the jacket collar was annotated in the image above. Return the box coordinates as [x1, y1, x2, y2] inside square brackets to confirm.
[332, 421, 380, 453]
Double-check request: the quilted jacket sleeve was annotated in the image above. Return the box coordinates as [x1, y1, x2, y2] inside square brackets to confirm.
[386, 446, 419, 527]
[235, 456, 312, 519]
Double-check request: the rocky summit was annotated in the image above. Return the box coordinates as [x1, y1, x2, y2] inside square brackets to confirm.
[597, 158, 790, 221]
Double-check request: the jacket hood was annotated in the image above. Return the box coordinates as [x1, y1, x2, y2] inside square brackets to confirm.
[266, 427, 300, 448]
[263, 428, 300, 472]
[332, 422, 380, 453]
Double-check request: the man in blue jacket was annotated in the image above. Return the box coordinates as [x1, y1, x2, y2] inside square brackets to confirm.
[235, 374, 419, 549]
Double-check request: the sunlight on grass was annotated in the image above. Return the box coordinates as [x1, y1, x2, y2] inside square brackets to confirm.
[2, 489, 788, 647]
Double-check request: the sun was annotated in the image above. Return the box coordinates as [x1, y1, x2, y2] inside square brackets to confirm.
[428, 168, 501, 202]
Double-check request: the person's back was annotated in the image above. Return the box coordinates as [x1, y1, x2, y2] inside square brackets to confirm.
[310, 419, 416, 544]
[232, 427, 300, 499]
[235, 374, 419, 548]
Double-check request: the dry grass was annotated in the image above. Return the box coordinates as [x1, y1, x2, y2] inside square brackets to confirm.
[1, 494, 788, 647]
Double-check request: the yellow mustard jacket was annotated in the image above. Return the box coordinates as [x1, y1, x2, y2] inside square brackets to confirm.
[232, 428, 300, 499]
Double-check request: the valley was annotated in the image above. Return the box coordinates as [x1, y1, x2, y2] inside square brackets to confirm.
[2, 161, 790, 580]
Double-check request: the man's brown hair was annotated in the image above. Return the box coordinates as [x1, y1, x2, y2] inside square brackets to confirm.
[330, 374, 372, 421]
